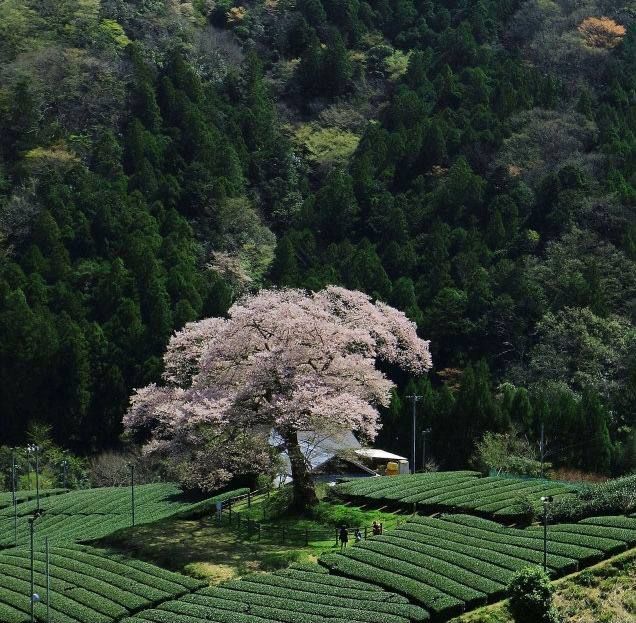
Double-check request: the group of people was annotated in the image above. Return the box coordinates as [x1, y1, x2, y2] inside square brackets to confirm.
[338, 520, 382, 549]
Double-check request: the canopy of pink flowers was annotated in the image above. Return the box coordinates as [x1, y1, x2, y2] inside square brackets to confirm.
[124, 286, 431, 487]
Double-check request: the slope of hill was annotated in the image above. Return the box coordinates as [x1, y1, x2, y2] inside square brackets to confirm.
[1, 1, 635, 478]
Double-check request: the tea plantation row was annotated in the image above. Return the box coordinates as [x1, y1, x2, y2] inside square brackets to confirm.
[0, 490, 67, 510]
[0, 484, 249, 547]
[0, 544, 205, 623]
[120, 563, 428, 623]
[320, 514, 636, 619]
[1, 480, 634, 623]
[335, 472, 576, 520]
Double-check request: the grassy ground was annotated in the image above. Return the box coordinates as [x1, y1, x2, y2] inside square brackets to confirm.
[97, 488, 405, 584]
[450, 549, 636, 623]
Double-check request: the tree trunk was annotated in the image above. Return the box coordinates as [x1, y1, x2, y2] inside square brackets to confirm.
[283, 429, 318, 513]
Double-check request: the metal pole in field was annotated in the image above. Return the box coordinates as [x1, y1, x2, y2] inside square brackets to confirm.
[12, 448, 17, 546]
[35, 446, 40, 511]
[539, 423, 546, 478]
[421, 428, 431, 470]
[541, 496, 553, 572]
[29, 517, 35, 623]
[61, 459, 68, 490]
[406, 395, 421, 474]
[26, 448, 32, 491]
[45, 537, 50, 623]
[130, 464, 136, 527]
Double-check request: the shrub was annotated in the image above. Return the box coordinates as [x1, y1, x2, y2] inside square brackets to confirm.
[550, 474, 636, 522]
[311, 502, 368, 527]
[262, 487, 294, 519]
[260, 550, 306, 570]
[507, 496, 538, 524]
[508, 567, 560, 623]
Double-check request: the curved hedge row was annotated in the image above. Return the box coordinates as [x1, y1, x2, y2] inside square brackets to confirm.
[319, 513, 636, 618]
[0, 544, 204, 623]
[0, 489, 68, 510]
[335, 473, 576, 520]
[119, 563, 429, 623]
[0, 484, 249, 547]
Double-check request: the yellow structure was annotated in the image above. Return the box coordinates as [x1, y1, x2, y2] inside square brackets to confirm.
[386, 461, 400, 476]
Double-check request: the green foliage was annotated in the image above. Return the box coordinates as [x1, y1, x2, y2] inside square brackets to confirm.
[293, 123, 360, 168]
[1, 0, 636, 483]
[0, 483, 250, 547]
[0, 543, 203, 623]
[320, 512, 636, 617]
[335, 472, 575, 520]
[508, 567, 560, 623]
[259, 550, 307, 570]
[549, 474, 636, 522]
[474, 432, 546, 478]
[310, 501, 369, 527]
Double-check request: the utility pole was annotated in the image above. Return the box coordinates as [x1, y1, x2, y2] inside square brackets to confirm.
[130, 464, 136, 527]
[540, 423, 545, 478]
[60, 459, 68, 490]
[421, 429, 431, 471]
[406, 395, 422, 474]
[11, 448, 17, 546]
[27, 444, 40, 511]
[28, 510, 43, 623]
[541, 496, 553, 572]
[45, 537, 50, 623]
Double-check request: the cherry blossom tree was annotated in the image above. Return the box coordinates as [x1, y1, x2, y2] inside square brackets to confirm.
[124, 286, 432, 510]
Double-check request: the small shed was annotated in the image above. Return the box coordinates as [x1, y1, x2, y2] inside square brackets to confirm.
[272, 429, 408, 485]
[354, 448, 410, 475]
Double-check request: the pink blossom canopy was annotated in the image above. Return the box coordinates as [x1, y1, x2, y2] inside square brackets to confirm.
[124, 286, 432, 488]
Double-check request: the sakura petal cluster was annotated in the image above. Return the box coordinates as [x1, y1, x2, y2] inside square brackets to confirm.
[124, 286, 432, 491]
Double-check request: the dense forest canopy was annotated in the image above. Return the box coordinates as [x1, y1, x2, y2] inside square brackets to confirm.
[1, 0, 635, 475]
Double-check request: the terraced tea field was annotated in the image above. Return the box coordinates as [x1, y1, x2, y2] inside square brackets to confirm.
[120, 563, 428, 623]
[1, 477, 634, 623]
[0, 544, 205, 623]
[0, 484, 248, 547]
[0, 490, 67, 510]
[335, 472, 577, 520]
[320, 514, 636, 619]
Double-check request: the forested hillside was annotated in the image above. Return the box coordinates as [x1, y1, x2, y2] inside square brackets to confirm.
[1, 0, 635, 475]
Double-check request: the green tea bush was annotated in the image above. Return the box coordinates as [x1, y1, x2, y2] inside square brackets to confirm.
[260, 550, 306, 570]
[550, 474, 636, 522]
[507, 567, 560, 623]
[311, 501, 368, 527]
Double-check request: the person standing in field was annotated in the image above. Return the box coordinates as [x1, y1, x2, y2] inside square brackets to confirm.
[339, 525, 349, 549]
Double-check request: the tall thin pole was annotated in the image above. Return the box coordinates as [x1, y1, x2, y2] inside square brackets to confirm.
[29, 518, 35, 623]
[45, 537, 50, 623]
[35, 446, 40, 511]
[422, 429, 431, 471]
[541, 496, 552, 572]
[543, 504, 547, 572]
[26, 449, 32, 491]
[540, 423, 545, 478]
[406, 395, 421, 474]
[130, 464, 135, 527]
[11, 449, 17, 546]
